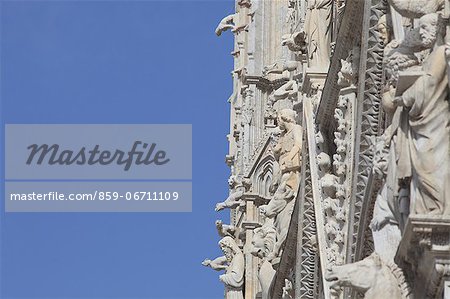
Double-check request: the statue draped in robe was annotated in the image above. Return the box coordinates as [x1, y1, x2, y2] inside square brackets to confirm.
[305, 0, 333, 70]
[394, 13, 450, 215]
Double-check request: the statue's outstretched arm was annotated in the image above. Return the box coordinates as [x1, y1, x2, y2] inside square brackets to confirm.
[202, 256, 228, 271]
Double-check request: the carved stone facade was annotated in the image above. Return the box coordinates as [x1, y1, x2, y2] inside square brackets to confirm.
[205, 0, 450, 298]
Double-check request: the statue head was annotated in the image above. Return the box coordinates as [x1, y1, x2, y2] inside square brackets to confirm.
[250, 226, 276, 259]
[418, 13, 441, 48]
[228, 175, 242, 188]
[219, 236, 240, 262]
[317, 152, 331, 173]
[277, 109, 296, 131]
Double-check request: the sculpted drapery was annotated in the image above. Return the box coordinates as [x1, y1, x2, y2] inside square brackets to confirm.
[394, 14, 450, 215]
[305, 0, 333, 70]
[396, 46, 450, 215]
[219, 236, 245, 299]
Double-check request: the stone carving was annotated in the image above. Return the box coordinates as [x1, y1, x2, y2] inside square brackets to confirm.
[216, 220, 237, 238]
[281, 279, 294, 299]
[217, 237, 245, 298]
[237, 0, 251, 8]
[337, 49, 359, 88]
[262, 60, 298, 77]
[215, 14, 246, 36]
[281, 31, 307, 53]
[209, 0, 450, 297]
[325, 253, 412, 299]
[293, 138, 321, 298]
[387, 0, 444, 18]
[250, 214, 276, 299]
[260, 109, 301, 261]
[215, 176, 249, 211]
[304, 0, 333, 69]
[318, 152, 345, 265]
[391, 13, 450, 216]
[204, 236, 245, 299]
[370, 136, 402, 262]
[350, 0, 387, 262]
[272, 80, 299, 103]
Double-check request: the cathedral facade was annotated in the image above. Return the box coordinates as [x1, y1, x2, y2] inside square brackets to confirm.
[203, 0, 450, 298]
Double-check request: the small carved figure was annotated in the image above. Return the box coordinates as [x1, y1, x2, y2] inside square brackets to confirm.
[281, 279, 294, 299]
[262, 60, 298, 76]
[281, 31, 307, 53]
[216, 176, 250, 212]
[216, 220, 237, 238]
[215, 14, 247, 36]
[337, 60, 354, 87]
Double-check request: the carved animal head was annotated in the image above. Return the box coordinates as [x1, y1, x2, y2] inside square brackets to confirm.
[250, 225, 276, 259]
[325, 253, 383, 293]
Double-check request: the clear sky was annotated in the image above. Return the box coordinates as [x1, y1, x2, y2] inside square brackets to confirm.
[1, 1, 236, 298]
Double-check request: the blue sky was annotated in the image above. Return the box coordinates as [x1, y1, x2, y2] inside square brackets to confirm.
[1, 1, 235, 298]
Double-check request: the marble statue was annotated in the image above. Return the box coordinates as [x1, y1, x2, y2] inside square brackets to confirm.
[304, 0, 333, 69]
[216, 220, 237, 238]
[325, 253, 412, 299]
[218, 237, 245, 299]
[260, 109, 302, 260]
[216, 176, 248, 212]
[370, 136, 402, 261]
[392, 13, 450, 215]
[215, 14, 246, 36]
[204, 237, 245, 299]
[250, 214, 276, 299]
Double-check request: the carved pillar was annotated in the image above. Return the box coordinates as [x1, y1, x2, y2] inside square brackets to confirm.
[243, 195, 261, 299]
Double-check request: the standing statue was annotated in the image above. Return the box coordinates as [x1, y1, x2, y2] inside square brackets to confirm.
[304, 0, 333, 70]
[250, 213, 276, 299]
[203, 236, 245, 299]
[393, 13, 450, 215]
[260, 109, 302, 260]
